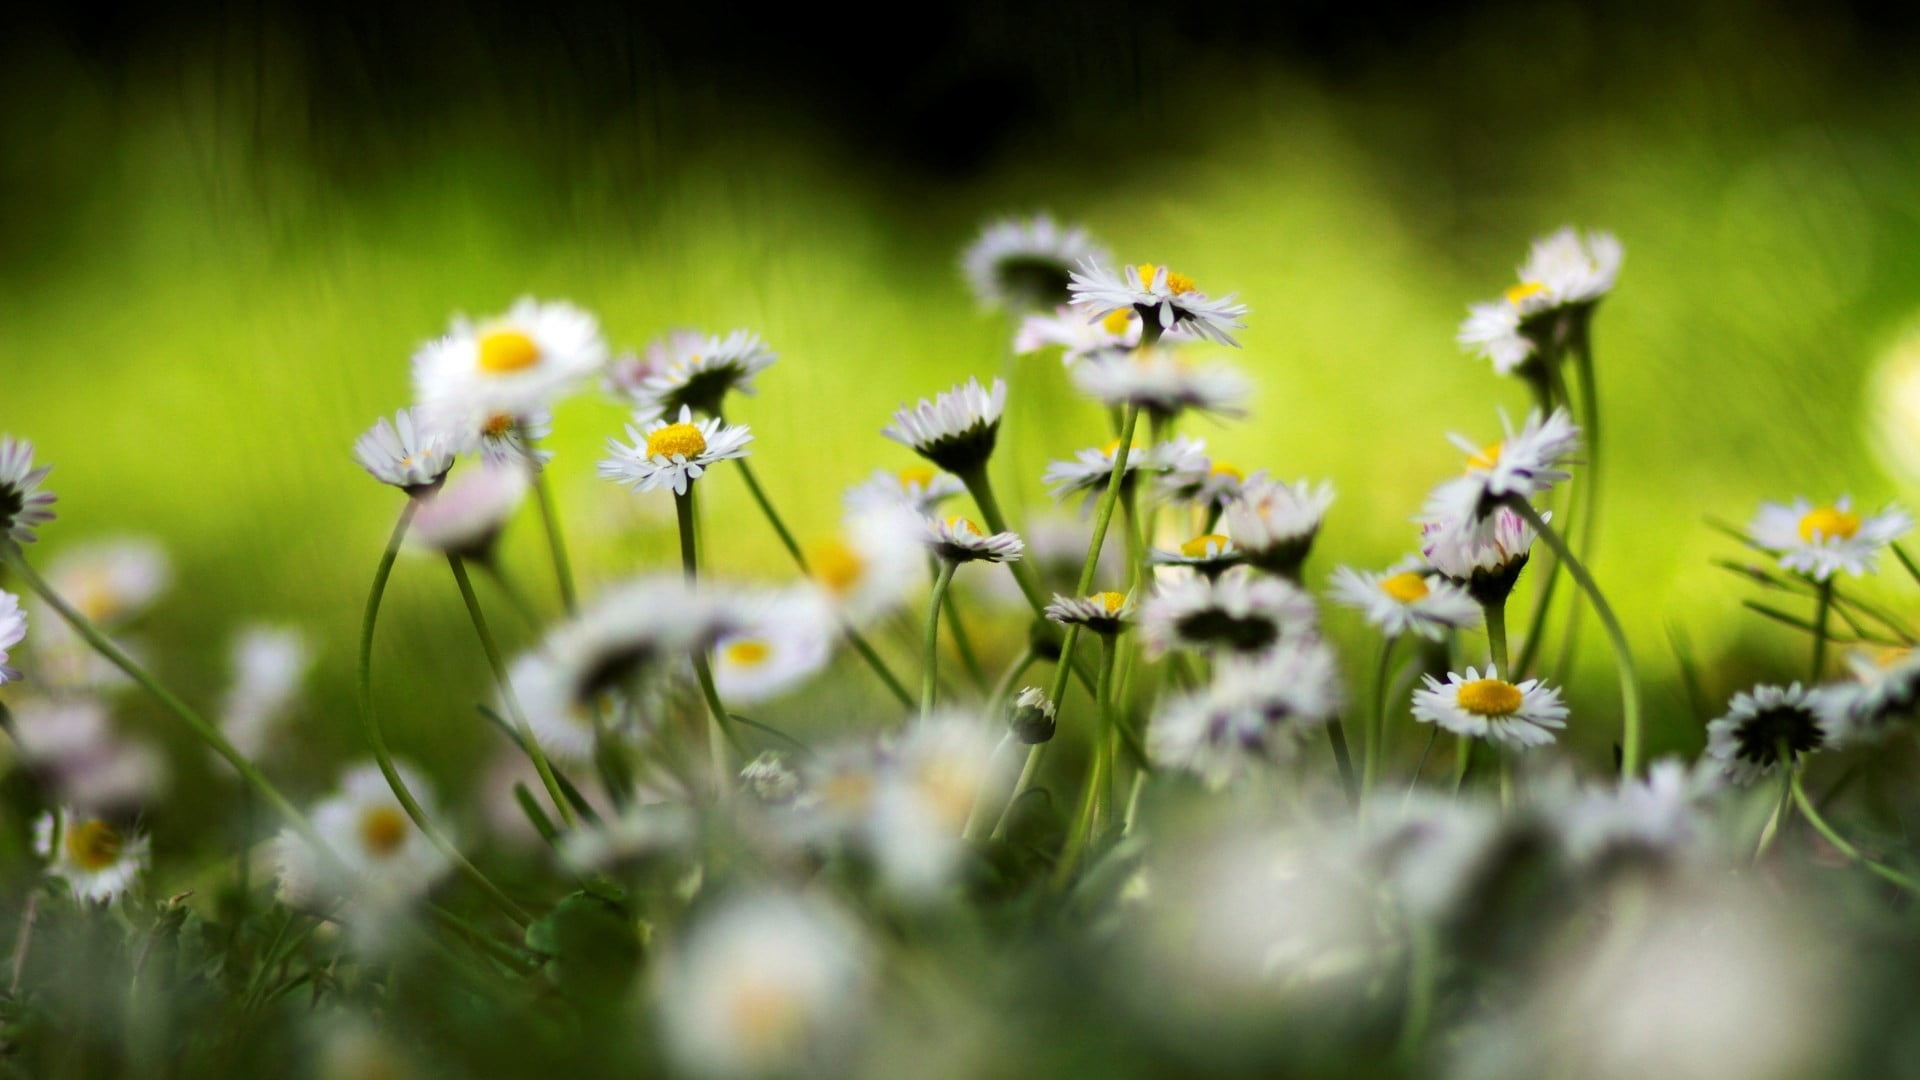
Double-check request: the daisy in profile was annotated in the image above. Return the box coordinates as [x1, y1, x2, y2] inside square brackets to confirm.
[1413, 665, 1568, 749]
[1705, 683, 1828, 786]
[0, 590, 24, 684]
[610, 328, 778, 417]
[473, 409, 554, 470]
[278, 762, 451, 909]
[1010, 686, 1056, 744]
[1149, 533, 1244, 580]
[0, 435, 56, 544]
[1158, 458, 1247, 518]
[1457, 300, 1533, 376]
[219, 625, 313, 759]
[408, 461, 528, 561]
[1517, 226, 1625, 309]
[1070, 348, 1253, 420]
[34, 807, 149, 903]
[411, 298, 606, 447]
[353, 408, 454, 495]
[1069, 261, 1250, 346]
[924, 515, 1024, 565]
[1329, 560, 1481, 640]
[711, 588, 835, 704]
[1045, 590, 1133, 636]
[1746, 495, 1911, 581]
[805, 505, 925, 627]
[599, 405, 753, 497]
[962, 214, 1108, 312]
[1423, 408, 1580, 528]
[1422, 505, 1541, 605]
[843, 466, 966, 516]
[1223, 474, 1335, 579]
[1043, 436, 1209, 513]
[1138, 567, 1319, 658]
[1816, 646, 1920, 745]
[1149, 642, 1344, 788]
[1014, 305, 1139, 364]
[881, 376, 1006, 476]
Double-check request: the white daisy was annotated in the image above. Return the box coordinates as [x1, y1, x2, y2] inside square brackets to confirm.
[1457, 299, 1535, 375]
[1421, 504, 1541, 604]
[58, 738, 170, 813]
[974, 514, 1128, 611]
[1148, 533, 1245, 579]
[0, 436, 57, 545]
[353, 408, 453, 495]
[219, 625, 313, 759]
[473, 409, 554, 470]
[1815, 646, 1920, 744]
[1412, 665, 1568, 749]
[1043, 436, 1209, 512]
[1010, 686, 1056, 744]
[559, 802, 696, 874]
[1517, 226, 1624, 308]
[1138, 567, 1319, 658]
[41, 538, 170, 628]
[608, 328, 778, 416]
[411, 297, 607, 445]
[869, 711, 1007, 896]
[740, 751, 803, 804]
[1014, 304, 1140, 364]
[1328, 560, 1481, 640]
[600, 405, 754, 497]
[805, 505, 925, 627]
[881, 376, 1006, 475]
[924, 515, 1024, 565]
[0, 590, 24, 684]
[1358, 794, 1507, 925]
[1424, 408, 1581, 527]
[790, 742, 887, 846]
[1044, 590, 1134, 635]
[276, 762, 451, 909]
[842, 465, 967, 516]
[1552, 757, 1722, 870]
[1223, 474, 1335, 578]
[1069, 348, 1252, 419]
[1068, 261, 1250, 346]
[407, 461, 528, 559]
[711, 588, 835, 704]
[34, 808, 149, 903]
[962, 214, 1108, 312]
[1148, 642, 1344, 789]
[1157, 457, 1247, 513]
[1746, 495, 1911, 581]
[656, 891, 870, 1078]
[1705, 682, 1829, 786]
[8, 696, 114, 772]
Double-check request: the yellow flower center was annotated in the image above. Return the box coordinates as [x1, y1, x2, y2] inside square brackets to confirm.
[1135, 263, 1196, 295]
[916, 761, 977, 828]
[73, 573, 117, 623]
[644, 422, 707, 460]
[1101, 437, 1144, 457]
[1874, 646, 1912, 669]
[945, 515, 982, 536]
[476, 329, 541, 374]
[1456, 678, 1524, 717]
[1094, 590, 1128, 613]
[1504, 281, 1549, 306]
[725, 639, 772, 668]
[482, 412, 515, 438]
[1101, 309, 1133, 335]
[820, 772, 874, 813]
[1466, 441, 1503, 472]
[63, 819, 123, 872]
[727, 979, 805, 1055]
[1797, 506, 1861, 542]
[897, 465, 936, 491]
[358, 806, 409, 858]
[1209, 462, 1244, 481]
[1180, 534, 1231, 559]
[1380, 572, 1431, 604]
[807, 539, 865, 594]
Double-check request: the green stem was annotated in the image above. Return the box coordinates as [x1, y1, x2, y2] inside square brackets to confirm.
[1450, 734, 1474, 796]
[1504, 497, 1642, 777]
[447, 554, 574, 828]
[1362, 636, 1397, 803]
[844, 625, 916, 708]
[1043, 405, 1142, 717]
[1053, 635, 1118, 889]
[675, 488, 738, 789]
[1790, 774, 1920, 895]
[1753, 738, 1796, 863]
[922, 561, 958, 718]
[1327, 719, 1358, 809]
[1484, 599, 1510, 675]
[990, 745, 1045, 841]
[733, 456, 808, 569]
[1395, 917, 1437, 1063]
[360, 507, 532, 927]
[527, 460, 577, 615]
[1811, 577, 1834, 682]
[941, 582, 989, 692]
[958, 465, 1050, 617]
[987, 646, 1038, 717]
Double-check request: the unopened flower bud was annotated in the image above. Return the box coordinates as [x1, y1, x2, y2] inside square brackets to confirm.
[1010, 687, 1056, 744]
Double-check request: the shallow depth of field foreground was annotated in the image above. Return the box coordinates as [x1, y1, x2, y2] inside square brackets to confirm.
[11, 4, 1920, 1078]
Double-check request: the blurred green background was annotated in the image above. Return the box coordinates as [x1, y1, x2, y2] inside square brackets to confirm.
[5, 0, 1920, 845]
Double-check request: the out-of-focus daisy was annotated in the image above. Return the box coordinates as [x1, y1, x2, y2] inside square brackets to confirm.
[975, 515, 1127, 611]
[881, 376, 1006, 476]
[1816, 646, 1920, 745]
[843, 466, 966, 516]
[42, 538, 170, 627]
[34, 808, 148, 903]
[1412, 665, 1567, 749]
[1014, 305, 1139, 363]
[59, 739, 170, 813]
[711, 589, 835, 704]
[1045, 590, 1133, 635]
[408, 461, 528, 560]
[0, 590, 23, 684]
[1069, 261, 1249, 346]
[559, 802, 696, 874]
[1070, 349, 1252, 419]
[871, 712, 1006, 896]
[608, 328, 777, 417]
[472, 409, 554, 470]
[1746, 495, 1911, 581]
[1421, 505, 1540, 605]
[1158, 458, 1247, 515]
[277, 762, 451, 909]
[962, 214, 1108, 312]
[1149, 533, 1244, 579]
[1359, 794, 1506, 924]
[1457, 300, 1534, 376]
[1551, 757, 1722, 871]
[740, 751, 803, 804]
[1705, 683, 1828, 786]
[1223, 474, 1335, 579]
[353, 408, 453, 496]
[1517, 226, 1624, 309]
[656, 891, 870, 1079]
[412, 298, 607, 446]
[1423, 408, 1580, 527]
[1010, 686, 1056, 744]
[1148, 643, 1344, 788]
[791, 742, 887, 845]
[924, 515, 1023, 565]
[806, 506, 925, 627]
[1139, 567, 1318, 658]
[1328, 560, 1481, 640]
[600, 405, 753, 498]
[219, 625, 313, 759]
[1043, 436, 1209, 513]
[0, 436, 57, 544]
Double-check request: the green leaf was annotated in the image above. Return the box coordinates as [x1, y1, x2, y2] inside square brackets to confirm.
[523, 891, 643, 1004]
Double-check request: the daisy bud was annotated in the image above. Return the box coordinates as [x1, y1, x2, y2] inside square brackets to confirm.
[1010, 687, 1057, 745]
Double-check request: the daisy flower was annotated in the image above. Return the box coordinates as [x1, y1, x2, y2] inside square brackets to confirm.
[1424, 408, 1581, 526]
[0, 590, 24, 684]
[278, 762, 451, 909]
[740, 751, 803, 805]
[710, 588, 835, 704]
[924, 515, 1024, 565]
[1014, 305, 1139, 363]
[974, 515, 1127, 611]
[1069, 348, 1253, 419]
[42, 538, 170, 627]
[1412, 665, 1568, 749]
[1815, 646, 1920, 745]
[962, 214, 1108, 312]
[1148, 642, 1345, 789]
[559, 802, 697, 874]
[881, 376, 1005, 475]
[34, 808, 149, 903]
[1705, 683, 1828, 786]
[408, 461, 528, 559]
[353, 408, 454, 495]
[1517, 226, 1624, 309]
[1149, 533, 1244, 579]
[0, 436, 56, 544]
[870, 711, 1008, 896]
[1421, 505, 1541, 605]
[1043, 436, 1209, 512]
[843, 466, 966, 516]
[1044, 590, 1133, 635]
[1328, 560, 1481, 640]
[1746, 495, 1911, 581]
[411, 298, 607, 444]
[473, 409, 554, 470]
[1069, 261, 1250, 346]
[1010, 686, 1056, 744]
[1551, 756, 1721, 871]
[1138, 567, 1319, 658]
[1223, 474, 1335, 578]
[805, 505, 925, 627]
[610, 328, 778, 417]
[600, 405, 753, 498]
[1157, 458, 1247, 514]
[219, 625, 313, 759]
[1457, 300, 1534, 376]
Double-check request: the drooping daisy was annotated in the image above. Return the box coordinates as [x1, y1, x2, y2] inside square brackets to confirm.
[1010, 686, 1056, 744]
[1705, 683, 1828, 786]
[34, 808, 149, 903]
[407, 460, 528, 560]
[411, 298, 607, 444]
[805, 505, 925, 627]
[277, 762, 451, 909]
[710, 588, 835, 704]
[608, 328, 778, 417]
[1223, 474, 1335, 579]
[1148, 642, 1345, 789]
[0, 590, 24, 684]
[219, 625, 313, 759]
[1069, 348, 1253, 419]
[1069, 261, 1250, 346]
[1045, 590, 1133, 635]
[1149, 533, 1245, 580]
[962, 214, 1109, 312]
[0, 436, 56, 544]
[1746, 496, 1911, 581]
[1424, 408, 1581, 525]
[1014, 305, 1140, 364]
[923, 515, 1024, 565]
[881, 376, 1006, 476]
[1815, 646, 1920, 745]
[1412, 665, 1568, 749]
[1328, 560, 1481, 640]
[869, 711, 1008, 896]
[656, 891, 870, 1079]
[353, 408, 454, 495]
[599, 405, 753, 498]
[1138, 567, 1319, 659]
[843, 466, 967, 516]
[1043, 436, 1209, 512]
[1421, 505, 1541, 605]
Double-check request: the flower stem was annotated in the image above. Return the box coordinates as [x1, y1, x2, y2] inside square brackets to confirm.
[1053, 635, 1118, 889]
[361, 507, 532, 927]
[1043, 405, 1142, 711]
[922, 561, 958, 719]
[1753, 739, 1796, 863]
[527, 461, 577, 615]
[941, 583, 989, 692]
[674, 487, 738, 790]
[1504, 496, 1642, 777]
[1362, 636, 1398, 804]
[990, 745, 1044, 841]
[987, 646, 1038, 717]
[1790, 774, 1920, 895]
[733, 457, 807, 568]
[1327, 719, 1358, 810]
[1811, 577, 1834, 682]
[446, 554, 574, 828]
[958, 465, 1050, 617]
[1487, 596, 1516, 807]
